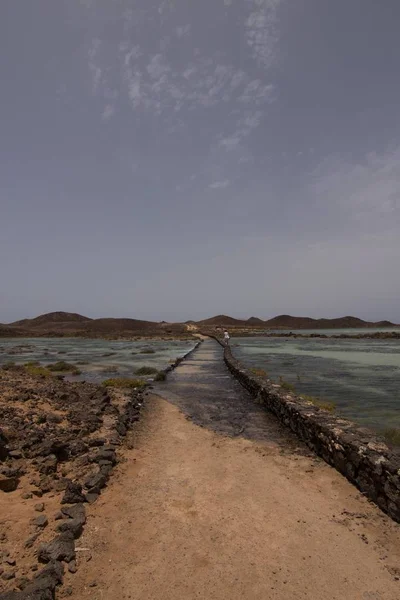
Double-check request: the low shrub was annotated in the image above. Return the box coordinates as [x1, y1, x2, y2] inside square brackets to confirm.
[250, 368, 268, 378]
[154, 371, 167, 381]
[302, 395, 336, 413]
[135, 366, 158, 375]
[383, 428, 400, 447]
[278, 376, 296, 393]
[47, 361, 81, 375]
[25, 365, 52, 378]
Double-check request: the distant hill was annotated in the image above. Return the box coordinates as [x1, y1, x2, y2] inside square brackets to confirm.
[11, 312, 92, 327]
[197, 315, 247, 327]
[1, 311, 188, 338]
[264, 315, 396, 329]
[246, 317, 265, 326]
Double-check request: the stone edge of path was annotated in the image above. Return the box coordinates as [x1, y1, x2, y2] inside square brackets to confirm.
[208, 334, 400, 523]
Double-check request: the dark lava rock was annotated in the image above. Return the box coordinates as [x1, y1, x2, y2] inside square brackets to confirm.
[1, 561, 66, 600]
[0, 430, 9, 462]
[67, 561, 77, 574]
[56, 519, 83, 539]
[34, 504, 44, 513]
[92, 449, 116, 465]
[32, 515, 48, 529]
[38, 533, 75, 563]
[0, 475, 19, 493]
[61, 481, 85, 505]
[54, 512, 64, 521]
[85, 492, 99, 504]
[22, 493, 33, 500]
[88, 438, 106, 448]
[60, 504, 86, 525]
[9, 450, 23, 459]
[84, 471, 107, 494]
[38, 456, 57, 476]
[24, 533, 40, 549]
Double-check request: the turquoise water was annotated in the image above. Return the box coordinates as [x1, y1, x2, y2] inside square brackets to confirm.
[232, 336, 400, 432]
[0, 338, 196, 383]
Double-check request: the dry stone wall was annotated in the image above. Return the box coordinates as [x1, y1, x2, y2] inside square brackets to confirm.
[219, 340, 400, 523]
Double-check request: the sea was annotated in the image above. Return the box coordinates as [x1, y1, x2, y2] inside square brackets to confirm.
[232, 330, 400, 433]
[0, 338, 196, 383]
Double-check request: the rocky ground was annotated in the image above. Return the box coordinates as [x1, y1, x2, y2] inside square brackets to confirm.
[0, 366, 145, 598]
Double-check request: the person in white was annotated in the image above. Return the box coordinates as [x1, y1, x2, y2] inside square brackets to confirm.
[223, 330, 230, 345]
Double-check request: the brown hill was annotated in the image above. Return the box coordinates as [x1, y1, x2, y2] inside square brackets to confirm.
[197, 315, 247, 327]
[84, 318, 161, 333]
[11, 312, 92, 327]
[246, 317, 265, 326]
[264, 315, 396, 329]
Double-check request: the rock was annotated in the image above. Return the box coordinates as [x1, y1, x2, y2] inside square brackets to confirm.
[93, 449, 117, 465]
[32, 515, 48, 529]
[85, 492, 99, 504]
[22, 492, 33, 500]
[38, 456, 58, 476]
[4, 557, 16, 566]
[67, 560, 77, 574]
[56, 519, 83, 539]
[89, 581, 97, 587]
[60, 504, 85, 525]
[16, 576, 30, 590]
[84, 471, 107, 494]
[38, 533, 75, 563]
[0, 475, 19, 493]
[9, 450, 23, 459]
[25, 533, 40, 548]
[34, 503, 45, 513]
[54, 512, 64, 521]
[32, 489, 43, 498]
[2, 569, 16, 580]
[61, 481, 85, 505]
[0, 431, 9, 462]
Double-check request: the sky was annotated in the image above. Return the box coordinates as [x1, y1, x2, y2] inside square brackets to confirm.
[1, 0, 400, 323]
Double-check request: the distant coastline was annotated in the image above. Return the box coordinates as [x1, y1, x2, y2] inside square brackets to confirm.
[0, 311, 399, 340]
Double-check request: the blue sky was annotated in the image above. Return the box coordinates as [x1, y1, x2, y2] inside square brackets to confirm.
[1, 0, 399, 322]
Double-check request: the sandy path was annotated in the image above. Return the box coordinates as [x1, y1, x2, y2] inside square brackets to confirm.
[67, 395, 399, 600]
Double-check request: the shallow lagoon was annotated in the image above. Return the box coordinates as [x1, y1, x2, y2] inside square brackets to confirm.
[232, 335, 400, 432]
[0, 338, 196, 383]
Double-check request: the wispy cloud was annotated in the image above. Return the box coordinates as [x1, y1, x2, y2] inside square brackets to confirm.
[102, 104, 115, 121]
[245, 0, 282, 68]
[209, 179, 230, 189]
[310, 147, 400, 238]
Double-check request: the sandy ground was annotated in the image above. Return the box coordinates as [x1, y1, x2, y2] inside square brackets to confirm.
[66, 395, 400, 600]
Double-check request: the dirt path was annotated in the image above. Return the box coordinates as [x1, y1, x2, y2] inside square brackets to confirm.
[67, 393, 399, 600]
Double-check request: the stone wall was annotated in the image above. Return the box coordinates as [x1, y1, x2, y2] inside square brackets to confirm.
[220, 340, 400, 523]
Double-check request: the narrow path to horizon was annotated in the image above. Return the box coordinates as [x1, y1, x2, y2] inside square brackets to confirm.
[68, 340, 400, 600]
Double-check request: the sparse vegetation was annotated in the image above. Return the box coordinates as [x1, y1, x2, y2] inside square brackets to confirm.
[24, 364, 52, 378]
[24, 360, 40, 367]
[47, 361, 81, 375]
[250, 367, 268, 378]
[102, 377, 146, 389]
[278, 376, 296, 393]
[2, 361, 16, 370]
[154, 371, 167, 381]
[135, 366, 158, 375]
[383, 428, 400, 447]
[302, 395, 336, 413]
